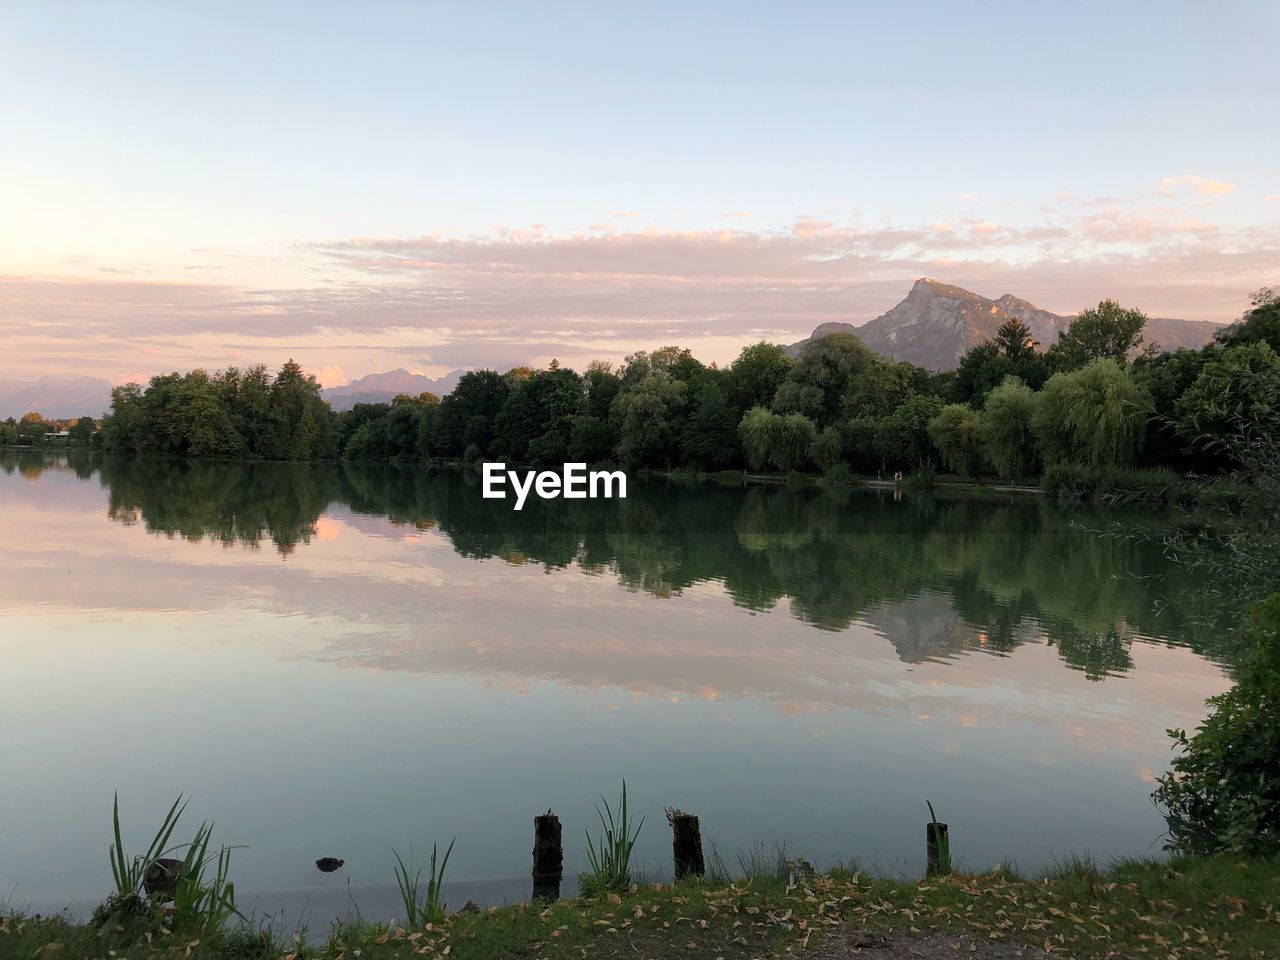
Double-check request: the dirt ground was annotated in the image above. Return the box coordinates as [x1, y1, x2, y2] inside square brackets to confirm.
[821, 930, 1055, 959]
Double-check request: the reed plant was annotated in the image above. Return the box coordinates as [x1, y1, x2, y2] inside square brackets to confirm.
[926, 800, 951, 876]
[109, 792, 188, 897]
[171, 821, 242, 931]
[393, 839, 455, 927]
[581, 780, 643, 895]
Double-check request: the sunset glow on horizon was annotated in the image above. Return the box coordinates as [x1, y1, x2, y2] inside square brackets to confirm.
[2, 1, 1277, 387]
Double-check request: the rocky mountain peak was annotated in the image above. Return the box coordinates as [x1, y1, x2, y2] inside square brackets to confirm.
[786, 281, 1216, 370]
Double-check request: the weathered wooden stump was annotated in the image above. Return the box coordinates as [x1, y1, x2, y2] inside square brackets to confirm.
[926, 821, 950, 876]
[143, 858, 182, 898]
[668, 810, 704, 881]
[532, 810, 563, 901]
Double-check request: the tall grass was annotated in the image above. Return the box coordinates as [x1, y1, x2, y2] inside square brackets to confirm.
[109, 793, 188, 897]
[393, 839, 455, 927]
[172, 821, 242, 930]
[736, 838, 793, 882]
[926, 800, 951, 876]
[103, 795, 241, 936]
[581, 781, 643, 896]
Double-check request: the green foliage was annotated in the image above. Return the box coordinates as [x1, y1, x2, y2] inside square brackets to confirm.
[110, 793, 188, 897]
[1155, 594, 1280, 856]
[1041, 464, 1185, 503]
[1050, 299, 1147, 370]
[737, 406, 774, 471]
[809, 425, 842, 472]
[613, 370, 687, 466]
[770, 413, 816, 472]
[1214, 287, 1280, 353]
[1175, 342, 1280, 463]
[69, 416, 97, 446]
[680, 379, 740, 469]
[1033, 359, 1147, 468]
[394, 838, 455, 927]
[928, 404, 984, 482]
[876, 394, 943, 472]
[727, 341, 792, 411]
[171, 822, 241, 932]
[772, 332, 874, 424]
[980, 378, 1038, 481]
[582, 781, 643, 896]
[925, 801, 951, 877]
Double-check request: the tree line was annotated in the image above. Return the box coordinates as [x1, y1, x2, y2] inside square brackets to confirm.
[82, 290, 1279, 487]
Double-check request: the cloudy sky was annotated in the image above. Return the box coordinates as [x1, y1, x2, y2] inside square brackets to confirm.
[2, 1, 1277, 387]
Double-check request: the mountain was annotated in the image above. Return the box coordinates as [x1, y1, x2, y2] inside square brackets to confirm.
[321, 368, 465, 411]
[786, 278, 1221, 369]
[0, 376, 114, 420]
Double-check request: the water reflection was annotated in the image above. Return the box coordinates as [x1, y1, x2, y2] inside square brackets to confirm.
[0, 450, 1233, 905]
[7, 452, 1226, 680]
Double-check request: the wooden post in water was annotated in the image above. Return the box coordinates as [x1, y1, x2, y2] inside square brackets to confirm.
[668, 810, 704, 881]
[925, 821, 949, 877]
[532, 810, 563, 901]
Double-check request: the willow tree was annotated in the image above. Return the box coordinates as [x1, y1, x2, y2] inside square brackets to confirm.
[928, 404, 984, 482]
[981, 378, 1039, 481]
[737, 406, 775, 471]
[1032, 359, 1148, 468]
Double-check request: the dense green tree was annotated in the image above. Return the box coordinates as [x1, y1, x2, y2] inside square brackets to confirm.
[773, 333, 875, 425]
[438, 370, 509, 456]
[1175, 342, 1280, 463]
[1033, 359, 1148, 468]
[582, 360, 622, 420]
[0, 419, 17, 446]
[877, 394, 943, 472]
[1132, 347, 1215, 472]
[841, 357, 920, 421]
[929, 404, 985, 482]
[100, 384, 146, 455]
[68, 416, 96, 447]
[738, 406, 774, 471]
[493, 367, 586, 463]
[568, 415, 615, 463]
[727, 342, 793, 413]
[994, 317, 1036, 363]
[771, 413, 817, 472]
[952, 342, 1016, 406]
[980, 378, 1039, 481]
[613, 369, 687, 466]
[1050, 299, 1147, 370]
[1214, 288, 1280, 353]
[809, 425, 842, 472]
[680, 380, 740, 468]
[343, 417, 389, 461]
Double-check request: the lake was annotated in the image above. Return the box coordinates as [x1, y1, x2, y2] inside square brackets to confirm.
[0, 451, 1232, 925]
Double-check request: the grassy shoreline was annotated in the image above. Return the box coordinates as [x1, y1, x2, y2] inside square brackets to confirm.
[6, 855, 1279, 960]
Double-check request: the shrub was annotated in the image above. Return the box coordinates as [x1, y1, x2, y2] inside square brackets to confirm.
[1042, 464, 1187, 503]
[1155, 593, 1280, 855]
[822, 462, 857, 486]
[1041, 462, 1097, 499]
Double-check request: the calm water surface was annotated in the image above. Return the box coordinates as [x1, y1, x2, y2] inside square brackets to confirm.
[0, 452, 1232, 919]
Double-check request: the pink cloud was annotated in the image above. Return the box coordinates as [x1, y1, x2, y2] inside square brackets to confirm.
[4, 199, 1276, 383]
[1157, 173, 1238, 198]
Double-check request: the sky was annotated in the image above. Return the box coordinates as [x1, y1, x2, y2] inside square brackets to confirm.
[1, 0, 1277, 387]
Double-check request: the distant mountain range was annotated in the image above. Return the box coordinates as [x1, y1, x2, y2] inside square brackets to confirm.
[320, 368, 466, 411]
[5, 282, 1224, 418]
[786, 278, 1222, 370]
[0, 376, 113, 420]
